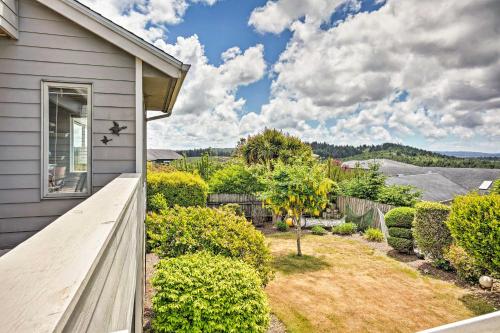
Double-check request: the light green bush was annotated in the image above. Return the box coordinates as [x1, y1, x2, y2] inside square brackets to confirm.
[377, 185, 421, 207]
[147, 192, 168, 213]
[208, 163, 264, 194]
[387, 237, 413, 254]
[447, 194, 500, 276]
[147, 206, 273, 285]
[152, 252, 270, 333]
[311, 225, 327, 235]
[147, 171, 208, 208]
[491, 179, 500, 194]
[332, 223, 357, 235]
[413, 201, 452, 260]
[444, 244, 484, 284]
[388, 227, 413, 240]
[364, 228, 384, 242]
[384, 207, 415, 228]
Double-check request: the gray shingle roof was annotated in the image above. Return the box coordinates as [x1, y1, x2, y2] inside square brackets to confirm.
[147, 149, 182, 161]
[386, 173, 469, 202]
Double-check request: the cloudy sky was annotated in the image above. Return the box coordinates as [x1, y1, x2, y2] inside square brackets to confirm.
[80, 0, 500, 152]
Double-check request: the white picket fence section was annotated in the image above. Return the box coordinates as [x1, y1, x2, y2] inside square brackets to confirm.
[0, 173, 145, 333]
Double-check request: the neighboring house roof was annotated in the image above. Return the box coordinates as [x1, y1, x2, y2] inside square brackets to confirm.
[386, 173, 469, 202]
[35, 0, 190, 113]
[147, 149, 183, 161]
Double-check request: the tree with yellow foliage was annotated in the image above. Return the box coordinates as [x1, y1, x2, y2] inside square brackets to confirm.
[260, 160, 335, 256]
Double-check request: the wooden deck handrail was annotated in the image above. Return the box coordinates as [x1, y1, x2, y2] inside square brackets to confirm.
[418, 310, 500, 333]
[0, 174, 145, 333]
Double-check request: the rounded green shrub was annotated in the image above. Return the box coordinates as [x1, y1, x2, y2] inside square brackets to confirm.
[447, 194, 500, 276]
[332, 222, 357, 235]
[388, 227, 413, 240]
[444, 244, 484, 284]
[208, 163, 264, 194]
[311, 225, 327, 235]
[384, 207, 415, 228]
[147, 206, 273, 285]
[387, 237, 413, 254]
[152, 252, 270, 333]
[147, 171, 208, 208]
[364, 228, 384, 242]
[148, 192, 168, 213]
[276, 220, 289, 232]
[413, 201, 452, 260]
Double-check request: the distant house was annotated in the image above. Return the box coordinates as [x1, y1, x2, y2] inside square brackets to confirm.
[147, 149, 183, 163]
[342, 159, 500, 202]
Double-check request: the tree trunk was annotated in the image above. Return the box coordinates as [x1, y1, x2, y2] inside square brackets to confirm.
[295, 215, 302, 256]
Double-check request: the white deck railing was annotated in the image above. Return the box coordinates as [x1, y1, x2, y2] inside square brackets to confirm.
[0, 173, 145, 333]
[419, 310, 500, 333]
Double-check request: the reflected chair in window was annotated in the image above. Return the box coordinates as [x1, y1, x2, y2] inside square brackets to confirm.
[49, 166, 67, 192]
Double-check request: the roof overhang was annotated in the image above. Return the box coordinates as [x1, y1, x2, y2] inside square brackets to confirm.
[35, 0, 190, 113]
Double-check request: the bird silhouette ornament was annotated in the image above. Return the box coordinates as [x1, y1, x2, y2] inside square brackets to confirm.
[101, 136, 112, 145]
[109, 121, 127, 136]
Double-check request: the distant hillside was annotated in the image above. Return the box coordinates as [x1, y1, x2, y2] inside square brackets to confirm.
[437, 151, 500, 158]
[309, 142, 500, 169]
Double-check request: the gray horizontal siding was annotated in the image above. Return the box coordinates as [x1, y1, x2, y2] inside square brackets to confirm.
[0, 215, 56, 233]
[0, 0, 137, 249]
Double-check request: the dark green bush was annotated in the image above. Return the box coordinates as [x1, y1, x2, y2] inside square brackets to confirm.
[364, 228, 384, 242]
[387, 237, 413, 254]
[413, 201, 452, 260]
[447, 193, 500, 276]
[276, 220, 289, 232]
[147, 206, 273, 285]
[388, 227, 413, 240]
[444, 244, 484, 284]
[311, 225, 327, 235]
[332, 223, 357, 235]
[152, 252, 270, 333]
[208, 163, 264, 194]
[384, 207, 415, 228]
[148, 192, 168, 213]
[147, 171, 208, 209]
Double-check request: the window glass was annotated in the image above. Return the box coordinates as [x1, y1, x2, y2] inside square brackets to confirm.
[46, 85, 90, 196]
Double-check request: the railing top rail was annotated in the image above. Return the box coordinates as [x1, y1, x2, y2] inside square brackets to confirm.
[0, 173, 141, 333]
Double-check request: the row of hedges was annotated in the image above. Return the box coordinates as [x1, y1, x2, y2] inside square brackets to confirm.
[385, 193, 500, 283]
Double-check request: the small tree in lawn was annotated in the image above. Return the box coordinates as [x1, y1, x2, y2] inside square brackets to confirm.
[261, 160, 335, 256]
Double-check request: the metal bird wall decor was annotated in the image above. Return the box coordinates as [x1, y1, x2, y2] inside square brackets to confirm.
[109, 121, 127, 136]
[101, 135, 112, 145]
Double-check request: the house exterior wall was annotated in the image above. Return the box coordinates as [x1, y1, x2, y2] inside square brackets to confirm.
[0, 0, 18, 39]
[0, 0, 137, 249]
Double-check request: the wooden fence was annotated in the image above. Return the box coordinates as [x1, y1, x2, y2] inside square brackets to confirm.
[336, 196, 394, 215]
[0, 173, 145, 333]
[207, 193, 272, 226]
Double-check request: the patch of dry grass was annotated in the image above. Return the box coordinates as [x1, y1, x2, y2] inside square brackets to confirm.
[266, 233, 482, 333]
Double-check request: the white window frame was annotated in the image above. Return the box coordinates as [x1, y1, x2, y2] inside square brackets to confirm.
[69, 116, 87, 173]
[41, 81, 92, 199]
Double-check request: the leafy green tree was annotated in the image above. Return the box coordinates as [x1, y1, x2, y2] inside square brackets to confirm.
[377, 185, 422, 207]
[339, 164, 386, 200]
[260, 161, 335, 256]
[208, 163, 264, 194]
[238, 129, 313, 168]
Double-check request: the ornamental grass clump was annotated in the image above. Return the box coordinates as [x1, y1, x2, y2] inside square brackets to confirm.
[364, 227, 384, 242]
[152, 252, 270, 333]
[147, 206, 273, 285]
[385, 207, 415, 254]
[147, 170, 208, 209]
[447, 193, 500, 277]
[413, 201, 452, 261]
